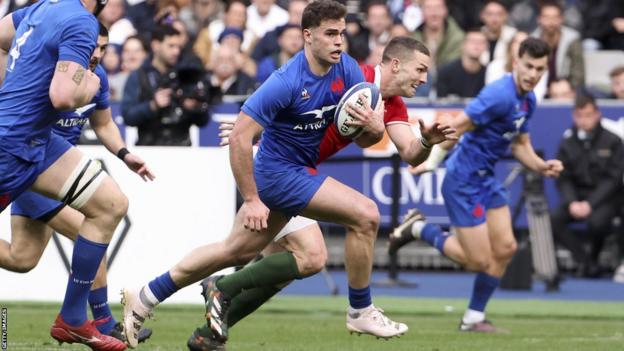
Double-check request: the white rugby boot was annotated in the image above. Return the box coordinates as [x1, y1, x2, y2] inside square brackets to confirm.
[346, 305, 408, 339]
[121, 287, 154, 348]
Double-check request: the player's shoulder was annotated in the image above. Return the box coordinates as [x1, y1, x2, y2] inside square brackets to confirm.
[338, 53, 360, 70]
[480, 74, 516, 105]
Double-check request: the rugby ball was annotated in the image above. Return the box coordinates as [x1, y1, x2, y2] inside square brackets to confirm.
[334, 82, 382, 138]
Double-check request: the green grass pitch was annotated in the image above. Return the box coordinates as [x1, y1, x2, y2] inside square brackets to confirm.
[3, 296, 623, 351]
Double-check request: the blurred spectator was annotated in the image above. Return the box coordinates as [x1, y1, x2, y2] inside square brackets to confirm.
[532, 1, 584, 89]
[437, 29, 487, 98]
[605, 0, 624, 50]
[100, 0, 137, 45]
[101, 45, 121, 75]
[412, 0, 464, 73]
[122, 26, 210, 146]
[508, 0, 581, 33]
[246, 0, 289, 40]
[608, 66, 624, 100]
[548, 78, 576, 101]
[479, 0, 517, 65]
[179, 0, 222, 39]
[551, 94, 624, 278]
[171, 18, 203, 67]
[348, 1, 393, 63]
[401, 0, 423, 32]
[256, 24, 303, 83]
[577, 0, 612, 50]
[109, 35, 149, 101]
[194, 0, 256, 66]
[126, 0, 187, 41]
[126, 0, 158, 38]
[216, 27, 257, 78]
[446, 0, 484, 31]
[251, 0, 307, 62]
[208, 44, 257, 96]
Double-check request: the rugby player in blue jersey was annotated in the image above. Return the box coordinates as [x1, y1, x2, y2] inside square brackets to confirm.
[120, 0, 410, 347]
[0, 1, 152, 349]
[392, 37, 563, 332]
[0, 20, 154, 345]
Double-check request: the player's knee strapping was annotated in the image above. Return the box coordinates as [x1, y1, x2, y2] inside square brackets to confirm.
[58, 156, 106, 209]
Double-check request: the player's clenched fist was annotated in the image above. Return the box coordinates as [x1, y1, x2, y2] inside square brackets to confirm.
[241, 198, 270, 231]
[541, 159, 563, 178]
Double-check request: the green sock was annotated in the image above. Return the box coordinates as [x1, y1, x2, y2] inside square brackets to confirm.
[197, 284, 283, 338]
[216, 252, 300, 299]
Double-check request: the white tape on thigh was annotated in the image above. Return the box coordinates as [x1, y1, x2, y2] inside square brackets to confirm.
[274, 216, 318, 242]
[58, 156, 106, 209]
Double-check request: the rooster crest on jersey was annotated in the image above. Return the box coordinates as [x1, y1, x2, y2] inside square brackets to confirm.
[334, 82, 381, 139]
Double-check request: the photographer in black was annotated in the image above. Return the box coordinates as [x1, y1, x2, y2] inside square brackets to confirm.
[122, 25, 216, 146]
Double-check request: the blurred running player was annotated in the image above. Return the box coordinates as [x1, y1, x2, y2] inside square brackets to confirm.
[0, 0, 150, 349]
[392, 37, 563, 332]
[188, 36, 457, 351]
[121, 1, 411, 347]
[0, 21, 153, 344]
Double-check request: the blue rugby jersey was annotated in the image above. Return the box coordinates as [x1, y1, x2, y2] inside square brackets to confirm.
[0, 0, 98, 161]
[446, 74, 537, 177]
[242, 51, 364, 170]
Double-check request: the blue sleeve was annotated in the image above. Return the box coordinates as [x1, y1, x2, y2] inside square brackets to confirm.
[121, 69, 154, 126]
[464, 83, 508, 126]
[94, 66, 110, 110]
[241, 72, 292, 128]
[58, 15, 98, 68]
[343, 54, 365, 87]
[11, 7, 28, 29]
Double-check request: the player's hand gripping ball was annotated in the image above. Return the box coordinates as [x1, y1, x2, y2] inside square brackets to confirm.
[334, 82, 382, 138]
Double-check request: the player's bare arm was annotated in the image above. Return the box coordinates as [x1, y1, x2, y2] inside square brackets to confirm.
[0, 13, 15, 84]
[49, 60, 101, 110]
[387, 119, 456, 167]
[411, 111, 474, 174]
[89, 108, 155, 181]
[229, 112, 269, 231]
[511, 133, 563, 178]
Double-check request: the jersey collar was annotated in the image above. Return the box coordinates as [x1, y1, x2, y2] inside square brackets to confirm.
[374, 65, 382, 89]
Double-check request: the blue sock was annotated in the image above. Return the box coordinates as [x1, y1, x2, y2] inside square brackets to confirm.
[60, 235, 108, 327]
[468, 272, 500, 312]
[420, 223, 450, 255]
[89, 286, 117, 334]
[147, 272, 179, 302]
[348, 285, 372, 309]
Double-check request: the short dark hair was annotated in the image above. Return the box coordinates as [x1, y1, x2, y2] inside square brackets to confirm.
[366, 0, 390, 16]
[382, 36, 430, 63]
[301, 0, 347, 30]
[481, 0, 509, 12]
[151, 25, 181, 42]
[610, 65, 624, 78]
[98, 22, 109, 37]
[518, 37, 550, 59]
[575, 93, 597, 110]
[539, 0, 563, 15]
